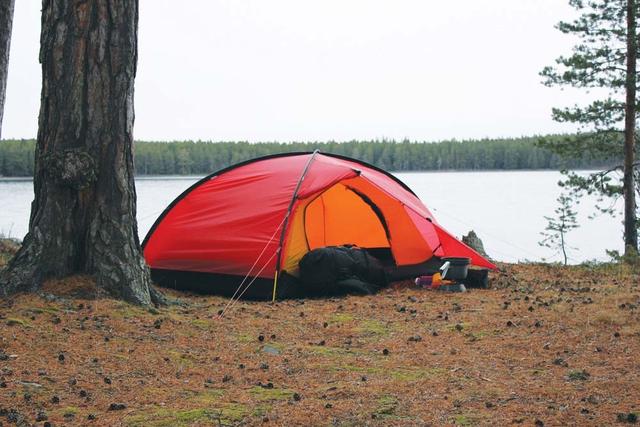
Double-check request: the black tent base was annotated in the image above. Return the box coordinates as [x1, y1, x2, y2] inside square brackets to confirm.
[150, 269, 284, 300]
[150, 260, 490, 301]
[150, 268, 385, 300]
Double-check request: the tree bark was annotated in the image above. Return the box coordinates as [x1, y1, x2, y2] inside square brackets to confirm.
[624, 0, 639, 254]
[0, 0, 15, 140]
[0, 0, 162, 305]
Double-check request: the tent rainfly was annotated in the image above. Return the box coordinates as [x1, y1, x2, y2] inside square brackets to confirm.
[143, 151, 496, 299]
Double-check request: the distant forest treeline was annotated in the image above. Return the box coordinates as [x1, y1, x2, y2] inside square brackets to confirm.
[0, 136, 611, 177]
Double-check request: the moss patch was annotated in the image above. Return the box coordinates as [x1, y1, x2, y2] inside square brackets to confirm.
[357, 319, 389, 336]
[6, 318, 29, 327]
[452, 413, 485, 426]
[375, 395, 399, 415]
[190, 319, 210, 330]
[331, 313, 355, 323]
[191, 389, 225, 403]
[55, 406, 81, 418]
[307, 345, 364, 358]
[249, 385, 295, 401]
[166, 350, 196, 367]
[453, 414, 473, 426]
[112, 303, 149, 319]
[235, 333, 254, 343]
[332, 364, 382, 375]
[126, 403, 252, 427]
[24, 306, 60, 315]
[390, 367, 445, 381]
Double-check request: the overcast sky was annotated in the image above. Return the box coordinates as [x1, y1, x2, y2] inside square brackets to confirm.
[3, 0, 588, 142]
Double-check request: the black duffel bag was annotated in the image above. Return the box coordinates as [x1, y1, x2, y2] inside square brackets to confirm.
[298, 246, 388, 296]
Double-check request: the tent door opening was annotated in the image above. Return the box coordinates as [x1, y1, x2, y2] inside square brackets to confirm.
[303, 183, 395, 266]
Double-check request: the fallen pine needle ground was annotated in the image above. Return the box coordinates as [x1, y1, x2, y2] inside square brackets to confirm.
[0, 262, 638, 426]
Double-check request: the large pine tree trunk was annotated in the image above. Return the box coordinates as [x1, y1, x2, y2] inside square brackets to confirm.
[0, 0, 162, 305]
[624, 0, 639, 254]
[0, 0, 15, 140]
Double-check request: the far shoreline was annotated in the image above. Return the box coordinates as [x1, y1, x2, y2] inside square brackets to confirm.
[0, 168, 604, 180]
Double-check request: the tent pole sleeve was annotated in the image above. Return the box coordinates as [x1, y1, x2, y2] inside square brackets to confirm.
[272, 149, 320, 301]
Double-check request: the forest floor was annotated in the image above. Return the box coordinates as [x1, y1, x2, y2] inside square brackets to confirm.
[0, 243, 639, 426]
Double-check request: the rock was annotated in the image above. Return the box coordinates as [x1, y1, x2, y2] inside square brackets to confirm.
[617, 413, 638, 423]
[5, 409, 24, 424]
[462, 230, 490, 259]
[108, 403, 126, 411]
[567, 369, 590, 381]
[553, 358, 568, 367]
[16, 381, 42, 388]
[262, 345, 280, 355]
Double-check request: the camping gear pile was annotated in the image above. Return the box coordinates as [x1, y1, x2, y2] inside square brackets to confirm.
[143, 151, 496, 300]
[298, 245, 388, 296]
[415, 257, 473, 292]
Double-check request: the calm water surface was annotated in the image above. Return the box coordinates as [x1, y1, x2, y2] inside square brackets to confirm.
[0, 172, 622, 263]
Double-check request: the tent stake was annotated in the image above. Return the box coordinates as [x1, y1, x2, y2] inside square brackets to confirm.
[271, 270, 279, 302]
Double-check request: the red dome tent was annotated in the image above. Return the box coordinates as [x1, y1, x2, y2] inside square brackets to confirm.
[142, 152, 496, 299]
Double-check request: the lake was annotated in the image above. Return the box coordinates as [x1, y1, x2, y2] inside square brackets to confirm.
[0, 171, 622, 264]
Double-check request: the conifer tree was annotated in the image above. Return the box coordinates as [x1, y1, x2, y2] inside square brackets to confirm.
[0, 0, 15, 140]
[540, 0, 639, 255]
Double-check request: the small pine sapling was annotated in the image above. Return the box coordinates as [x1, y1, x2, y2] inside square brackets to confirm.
[539, 193, 580, 265]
